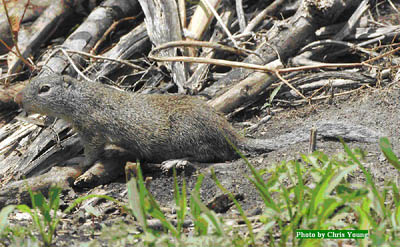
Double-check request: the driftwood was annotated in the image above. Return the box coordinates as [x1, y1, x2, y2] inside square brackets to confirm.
[38, 0, 140, 77]
[138, 0, 188, 92]
[0, 118, 81, 178]
[188, 3, 235, 92]
[0, 0, 52, 54]
[208, 59, 283, 113]
[282, 71, 376, 98]
[7, 0, 84, 76]
[0, 0, 399, 197]
[0, 164, 82, 208]
[292, 0, 369, 67]
[206, 0, 366, 112]
[90, 23, 150, 81]
[0, 0, 144, 188]
[242, 0, 286, 35]
[186, 0, 222, 42]
[0, 82, 25, 111]
[0, 0, 144, 189]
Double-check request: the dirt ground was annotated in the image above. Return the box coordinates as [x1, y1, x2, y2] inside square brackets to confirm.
[142, 83, 400, 210]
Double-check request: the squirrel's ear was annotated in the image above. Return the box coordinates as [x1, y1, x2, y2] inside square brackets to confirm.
[62, 76, 73, 89]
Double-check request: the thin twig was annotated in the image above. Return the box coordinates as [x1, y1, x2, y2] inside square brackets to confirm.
[90, 15, 139, 55]
[151, 40, 254, 56]
[58, 48, 93, 82]
[18, 0, 31, 30]
[299, 39, 376, 56]
[1, 0, 34, 72]
[153, 42, 399, 72]
[150, 53, 269, 71]
[308, 127, 317, 153]
[362, 46, 400, 64]
[308, 81, 331, 99]
[283, 85, 368, 104]
[178, 0, 187, 28]
[245, 115, 271, 132]
[149, 41, 399, 103]
[333, 0, 370, 41]
[201, 0, 239, 47]
[150, 41, 399, 73]
[387, 0, 399, 14]
[65, 49, 146, 71]
[235, 0, 246, 32]
[0, 39, 16, 56]
[2, 0, 18, 45]
[0, 71, 27, 81]
[274, 71, 307, 101]
[243, 0, 284, 34]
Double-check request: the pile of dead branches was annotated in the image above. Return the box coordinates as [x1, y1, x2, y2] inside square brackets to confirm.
[0, 0, 399, 199]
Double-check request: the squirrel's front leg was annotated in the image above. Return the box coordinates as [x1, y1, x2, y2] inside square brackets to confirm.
[79, 135, 106, 171]
[73, 135, 108, 187]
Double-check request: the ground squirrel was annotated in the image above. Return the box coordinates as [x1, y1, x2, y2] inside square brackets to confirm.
[15, 75, 380, 171]
[15, 75, 269, 169]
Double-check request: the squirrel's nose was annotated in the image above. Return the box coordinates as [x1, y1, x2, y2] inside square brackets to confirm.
[14, 91, 23, 107]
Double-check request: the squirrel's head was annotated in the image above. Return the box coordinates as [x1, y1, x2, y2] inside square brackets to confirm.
[15, 75, 81, 119]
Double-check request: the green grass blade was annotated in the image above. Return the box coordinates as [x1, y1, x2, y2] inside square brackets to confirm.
[255, 220, 276, 242]
[341, 139, 387, 218]
[190, 174, 207, 235]
[15, 204, 32, 214]
[191, 193, 224, 236]
[211, 169, 255, 244]
[324, 164, 358, 196]
[225, 136, 280, 213]
[224, 136, 269, 190]
[142, 181, 178, 235]
[269, 84, 282, 104]
[308, 163, 334, 221]
[173, 168, 187, 237]
[24, 182, 49, 244]
[355, 199, 372, 247]
[33, 192, 52, 224]
[135, 163, 150, 229]
[127, 175, 147, 230]
[179, 177, 187, 228]
[48, 187, 62, 233]
[317, 198, 342, 225]
[281, 185, 293, 220]
[147, 203, 179, 236]
[190, 173, 205, 219]
[379, 137, 400, 170]
[48, 187, 61, 211]
[245, 174, 278, 211]
[294, 161, 305, 210]
[0, 205, 16, 234]
[126, 163, 177, 235]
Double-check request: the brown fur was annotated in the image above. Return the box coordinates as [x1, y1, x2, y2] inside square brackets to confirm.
[15, 75, 247, 168]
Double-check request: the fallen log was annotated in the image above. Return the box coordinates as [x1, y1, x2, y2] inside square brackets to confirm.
[38, 0, 140, 77]
[0, 0, 51, 54]
[205, 0, 364, 112]
[138, 0, 188, 92]
[7, 0, 85, 76]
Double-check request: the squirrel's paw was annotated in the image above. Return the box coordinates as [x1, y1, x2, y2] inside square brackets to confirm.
[73, 158, 125, 188]
[161, 159, 194, 174]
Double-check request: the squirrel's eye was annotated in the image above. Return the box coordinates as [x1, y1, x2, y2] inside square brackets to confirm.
[39, 85, 50, 94]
